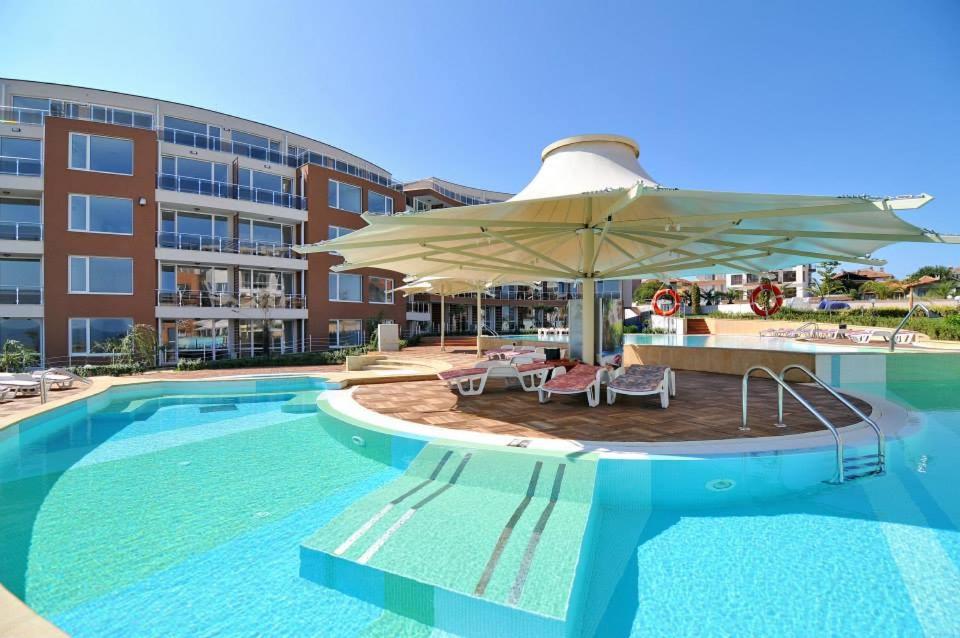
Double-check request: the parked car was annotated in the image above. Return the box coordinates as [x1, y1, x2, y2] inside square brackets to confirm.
[818, 300, 851, 311]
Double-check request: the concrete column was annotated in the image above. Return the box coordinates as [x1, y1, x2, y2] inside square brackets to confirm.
[581, 228, 596, 364]
[440, 295, 445, 351]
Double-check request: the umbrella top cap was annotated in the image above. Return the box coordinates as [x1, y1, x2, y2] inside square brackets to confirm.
[541, 134, 640, 161]
[511, 134, 658, 201]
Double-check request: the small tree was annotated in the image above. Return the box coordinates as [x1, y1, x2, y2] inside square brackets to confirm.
[633, 279, 665, 305]
[812, 261, 844, 300]
[0, 340, 40, 372]
[691, 284, 702, 315]
[906, 265, 957, 282]
[119, 324, 159, 368]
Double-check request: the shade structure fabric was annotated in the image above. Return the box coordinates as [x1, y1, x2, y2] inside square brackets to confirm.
[297, 135, 955, 362]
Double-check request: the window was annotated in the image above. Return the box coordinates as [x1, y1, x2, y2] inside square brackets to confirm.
[69, 195, 132, 234]
[0, 136, 41, 160]
[368, 191, 394, 215]
[89, 105, 153, 129]
[0, 198, 41, 224]
[730, 275, 744, 285]
[0, 318, 42, 353]
[0, 259, 42, 303]
[328, 225, 353, 240]
[238, 218, 294, 245]
[69, 133, 133, 175]
[70, 318, 132, 354]
[328, 273, 362, 302]
[69, 256, 133, 294]
[328, 180, 361, 213]
[368, 276, 394, 304]
[232, 130, 278, 152]
[162, 116, 220, 149]
[328, 319, 363, 348]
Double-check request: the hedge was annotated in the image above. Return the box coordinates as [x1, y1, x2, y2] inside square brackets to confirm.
[712, 307, 960, 341]
[173, 338, 417, 372]
[68, 363, 147, 377]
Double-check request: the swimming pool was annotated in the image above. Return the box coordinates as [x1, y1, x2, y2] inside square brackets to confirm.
[1, 367, 958, 636]
[623, 333, 875, 352]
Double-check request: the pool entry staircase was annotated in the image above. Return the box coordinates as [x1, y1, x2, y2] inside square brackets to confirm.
[300, 443, 599, 637]
[741, 363, 885, 483]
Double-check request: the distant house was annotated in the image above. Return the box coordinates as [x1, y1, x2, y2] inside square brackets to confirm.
[902, 275, 941, 298]
[831, 268, 894, 289]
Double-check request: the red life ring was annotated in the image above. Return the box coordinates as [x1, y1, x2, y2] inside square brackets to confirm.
[750, 282, 784, 317]
[652, 288, 681, 316]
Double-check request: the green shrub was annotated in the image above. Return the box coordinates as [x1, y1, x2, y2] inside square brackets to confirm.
[171, 345, 370, 371]
[68, 363, 146, 377]
[623, 325, 640, 334]
[0, 340, 40, 372]
[176, 358, 205, 371]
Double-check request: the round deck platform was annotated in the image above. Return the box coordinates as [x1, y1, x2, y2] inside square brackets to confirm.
[352, 371, 874, 443]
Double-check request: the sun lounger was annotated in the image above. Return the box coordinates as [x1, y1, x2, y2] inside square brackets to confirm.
[607, 365, 673, 407]
[0, 386, 15, 402]
[437, 367, 490, 396]
[538, 363, 607, 407]
[0, 374, 41, 396]
[623, 364, 676, 397]
[31, 370, 76, 390]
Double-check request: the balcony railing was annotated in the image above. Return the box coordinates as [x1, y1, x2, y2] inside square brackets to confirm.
[156, 289, 306, 309]
[157, 231, 298, 259]
[0, 286, 43, 304]
[0, 156, 42, 177]
[0, 104, 153, 129]
[0, 222, 43, 241]
[157, 173, 307, 210]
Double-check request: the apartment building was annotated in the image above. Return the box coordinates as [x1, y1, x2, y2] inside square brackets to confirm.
[725, 264, 813, 299]
[0, 79, 407, 363]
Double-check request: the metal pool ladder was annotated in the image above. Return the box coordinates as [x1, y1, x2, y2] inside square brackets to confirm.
[741, 364, 885, 484]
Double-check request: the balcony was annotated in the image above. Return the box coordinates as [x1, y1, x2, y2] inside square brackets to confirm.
[155, 289, 307, 321]
[157, 231, 299, 259]
[156, 289, 306, 309]
[157, 173, 306, 211]
[0, 286, 43, 304]
[159, 127, 403, 190]
[1, 104, 153, 130]
[0, 222, 42, 241]
[0, 156, 42, 177]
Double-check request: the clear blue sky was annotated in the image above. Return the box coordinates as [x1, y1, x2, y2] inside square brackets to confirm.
[3, 0, 958, 277]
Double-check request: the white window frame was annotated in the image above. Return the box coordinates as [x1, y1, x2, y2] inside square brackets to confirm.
[328, 225, 353, 240]
[328, 272, 363, 303]
[328, 179, 362, 213]
[69, 132, 134, 175]
[329, 319, 363, 349]
[367, 190, 394, 216]
[68, 194, 133, 235]
[367, 276, 395, 304]
[68, 255, 134, 295]
[69, 317, 133, 355]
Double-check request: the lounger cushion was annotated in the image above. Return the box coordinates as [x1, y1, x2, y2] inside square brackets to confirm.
[608, 374, 662, 393]
[543, 373, 595, 392]
[515, 362, 554, 373]
[438, 367, 487, 381]
[624, 364, 669, 377]
[567, 363, 603, 376]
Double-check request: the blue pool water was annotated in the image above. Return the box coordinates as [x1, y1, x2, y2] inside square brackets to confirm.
[624, 333, 868, 352]
[1, 368, 959, 636]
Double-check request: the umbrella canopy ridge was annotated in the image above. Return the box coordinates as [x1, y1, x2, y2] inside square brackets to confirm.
[296, 134, 956, 362]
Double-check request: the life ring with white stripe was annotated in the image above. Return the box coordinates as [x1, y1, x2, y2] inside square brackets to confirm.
[750, 282, 784, 317]
[652, 288, 681, 317]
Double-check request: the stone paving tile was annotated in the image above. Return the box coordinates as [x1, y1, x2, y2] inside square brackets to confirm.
[353, 369, 874, 443]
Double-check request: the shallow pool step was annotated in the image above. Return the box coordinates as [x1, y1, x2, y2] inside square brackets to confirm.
[300, 443, 597, 637]
[281, 391, 321, 413]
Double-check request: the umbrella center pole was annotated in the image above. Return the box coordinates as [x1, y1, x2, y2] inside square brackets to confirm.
[581, 228, 597, 365]
[476, 286, 483, 359]
[440, 295, 445, 352]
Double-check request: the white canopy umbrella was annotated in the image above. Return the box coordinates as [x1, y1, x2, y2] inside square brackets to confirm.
[395, 276, 493, 353]
[299, 134, 956, 363]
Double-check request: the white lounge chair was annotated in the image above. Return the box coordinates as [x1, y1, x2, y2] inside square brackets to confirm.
[0, 386, 16, 402]
[437, 367, 490, 396]
[607, 365, 674, 408]
[31, 370, 76, 390]
[538, 364, 608, 408]
[481, 359, 555, 392]
[0, 374, 41, 396]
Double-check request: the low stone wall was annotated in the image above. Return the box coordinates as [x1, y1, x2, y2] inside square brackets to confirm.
[624, 344, 815, 382]
[703, 317, 928, 339]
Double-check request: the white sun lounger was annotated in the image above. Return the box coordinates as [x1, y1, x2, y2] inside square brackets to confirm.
[31, 370, 76, 389]
[606, 365, 674, 408]
[0, 374, 41, 396]
[538, 364, 608, 408]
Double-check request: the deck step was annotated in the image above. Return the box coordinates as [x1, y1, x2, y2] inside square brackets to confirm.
[685, 318, 711, 335]
[300, 443, 597, 636]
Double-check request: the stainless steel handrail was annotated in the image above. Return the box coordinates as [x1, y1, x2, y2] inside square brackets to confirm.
[741, 365, 846, 483]
[778, 364, 884, 471]
[889, 302, 935, 352]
